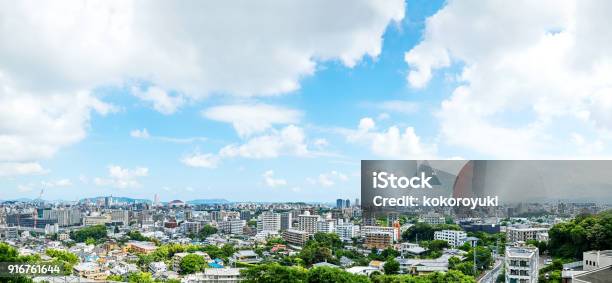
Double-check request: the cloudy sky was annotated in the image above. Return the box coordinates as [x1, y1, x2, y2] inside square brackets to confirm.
[1, 0, 612, 202]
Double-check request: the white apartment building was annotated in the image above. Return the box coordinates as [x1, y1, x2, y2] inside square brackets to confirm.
[507, 227, 549, 243]
[420, 212, 445, 225]
[336, 223, 360, 242]
[361, 226, 399, 242]
[583, 250, 612, 271]
[297, 211, 319, 235]
[257, 211, 281, 232]
[505, 244, 539, 283]
[218, 219, 246, 235]
[433, 230, 467, 247]
[316, 219, 335, 233]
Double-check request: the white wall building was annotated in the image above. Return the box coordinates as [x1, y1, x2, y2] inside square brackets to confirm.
[505, 245, 539, 283]
[257, 211, 281, 232]
[335, 223, 360, 242]
[433, 230, 467, 247]
[583, 250, 612, 271]
[297, 212, 319, 235]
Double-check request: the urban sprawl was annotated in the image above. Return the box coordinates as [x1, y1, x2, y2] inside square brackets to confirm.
[0, 196, 611, 283]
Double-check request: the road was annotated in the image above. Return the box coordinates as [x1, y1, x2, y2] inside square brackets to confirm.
[478, 258, 503, 283]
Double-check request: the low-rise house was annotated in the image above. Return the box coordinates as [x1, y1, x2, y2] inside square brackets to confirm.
[182, 268, 242, 283]
[149, 261, 167, 274]
[73, 262, 106, 281]
[230, 250, 261, 264]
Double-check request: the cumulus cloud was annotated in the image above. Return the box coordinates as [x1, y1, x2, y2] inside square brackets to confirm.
[0, 0, 404, 170]
[0, 162, 47, 177]
[182, 125, 309, 168]
[0, 87, 115, 167]
[308, 171, 349, 187]
[219, 125, 308, 159]
[405, 0, 612, 158]
[181, 152, 219, 169]
[132, 86, 184, 115]
[347, 117, 437, 159]
[94, 165, 149, 188]
[203, 104, 302, 137]
[262, 170, 287, 187]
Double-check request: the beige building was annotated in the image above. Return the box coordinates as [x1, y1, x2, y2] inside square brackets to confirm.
[506, 227, 549, 243]
[283, 229, 310, 246]
[364, 231, 393, 249]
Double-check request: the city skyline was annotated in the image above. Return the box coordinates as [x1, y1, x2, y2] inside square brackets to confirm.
[3, 1, 612, 202]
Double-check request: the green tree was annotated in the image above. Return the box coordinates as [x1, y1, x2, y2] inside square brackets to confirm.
[307, 266, 369, 283]
[70, 225, 107, 242]
[198, 225, 218, 239]
[127, 272, 154, 283]
[179, 254, 206, 274]
[383, 258, 400, 275]
[241, 263, 308, 283]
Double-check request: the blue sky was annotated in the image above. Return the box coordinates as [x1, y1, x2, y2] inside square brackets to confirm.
[1, 0, 612, 202]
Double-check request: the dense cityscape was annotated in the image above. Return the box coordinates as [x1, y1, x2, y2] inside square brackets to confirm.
[0, 196, 610, 283]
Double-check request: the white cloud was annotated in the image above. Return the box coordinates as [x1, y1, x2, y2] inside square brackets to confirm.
[203, 104, 302, 137]
[181, 125, 309, 168]
[132, 86, 184, 115]
[130, 128, 150, 139]
[262, 170, 287, 187]
[405, 0, 612, 158]
[94, 165, 149, 188]
[131, 128, 206, 143]
[0, 0, 403, 166]
[219, 125, 308, 159]
[0, 0, 404, 101]
[347, 117, 437, 159]
[0, 87, 115, 165]
[42, 179, 72, 188]
[181, 152, 219, 168]
[310, 170, 349, 187]
[0, 162, 47, 176]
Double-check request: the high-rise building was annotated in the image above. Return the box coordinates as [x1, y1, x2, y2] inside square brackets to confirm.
[335, 222, 359, 242]
[280, 212, 292, 231]
[297, 211, 319, 235]
[316, 219, 335, 233]
[355, 198, 360, 207]
[336, 199, 344, 209]
[111, 210, 129, 226]
[240, 210, 252, 221]
[105, 196, 113, 208]
[218, 219, 246, 235]
[505, 244, 539, 283]
[257, 211, 281, 232]
[344, 199, 350, 208]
